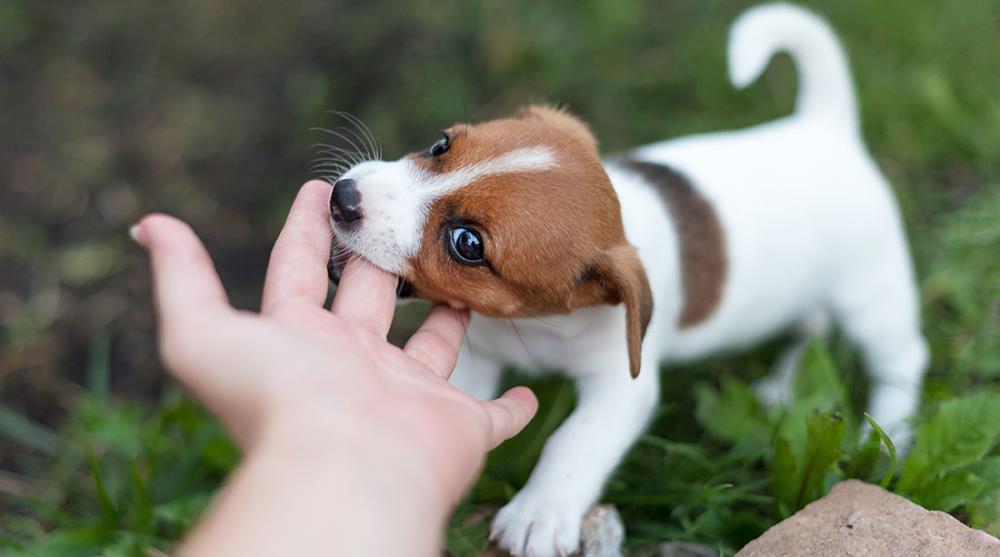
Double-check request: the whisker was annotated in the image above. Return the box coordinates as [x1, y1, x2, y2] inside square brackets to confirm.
[310, 111, 385, 185]
[312, 143, 362, 156]
[330, 111, 377, 156]
[312, 155, 358, 170]
[337, 111, 382, 161]
[529, 316, 565, 329]
[311, 142, 363, 166]
[337, 125, 374, 162]
[310, 161, 351, 172]
[310, 131, 363, 166]
[508, 319, 536, 365]
[334, 114, 376, 161]
[313, 127, 369, 165]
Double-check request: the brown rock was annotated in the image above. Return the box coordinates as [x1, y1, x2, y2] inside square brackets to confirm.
[737, 480, 1000, 557]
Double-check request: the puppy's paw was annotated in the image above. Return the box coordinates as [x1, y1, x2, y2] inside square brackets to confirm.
[490, 491, 584, 557]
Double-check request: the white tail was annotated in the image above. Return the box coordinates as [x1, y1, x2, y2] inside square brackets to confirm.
[728, 3, 858, 132]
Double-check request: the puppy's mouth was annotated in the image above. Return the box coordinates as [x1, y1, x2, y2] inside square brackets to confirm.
[327, 238, 415, 298]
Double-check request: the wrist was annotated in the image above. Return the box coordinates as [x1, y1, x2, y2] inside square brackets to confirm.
[180, 418, 450, 557]
[259, 410, 452, 506]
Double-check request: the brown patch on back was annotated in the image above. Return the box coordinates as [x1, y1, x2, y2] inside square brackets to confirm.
[622, 159, 727, 328]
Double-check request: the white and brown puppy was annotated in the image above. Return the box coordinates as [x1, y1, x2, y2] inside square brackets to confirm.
[327, 4, 927, 556]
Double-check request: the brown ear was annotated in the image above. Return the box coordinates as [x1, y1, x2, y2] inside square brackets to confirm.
[592, 245, 654, 378]
[516, 104, 599, 155]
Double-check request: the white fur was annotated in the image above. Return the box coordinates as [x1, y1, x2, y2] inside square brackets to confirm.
[333, 147, 555, 274]
[465, 5, 927, 556]
[415, 145, 556, 197]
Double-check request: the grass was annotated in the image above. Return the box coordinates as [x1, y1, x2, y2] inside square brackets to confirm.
[1, 0, 999, 555]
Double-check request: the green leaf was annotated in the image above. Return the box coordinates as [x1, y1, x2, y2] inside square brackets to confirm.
[0, 404, 62, 455]
[792, 338, 846, 405]
[796, 412, 845, 509]
[898, 393, 1000, 494]
[865, 413, 897, 488]
[775, 341, 851, 460]
[695, 376, 769, 445]
[916, 471, 986, 512]
[86, 446, 119, 529]
[845, 430, 881, 482]
[965, 458, 1000, 533]
[793, 339, 849, 417]
[128, 460, 153, 533]
[87, 330, 111, 405]
[153, 492, 214, 534]
[771, 436, 798, 517]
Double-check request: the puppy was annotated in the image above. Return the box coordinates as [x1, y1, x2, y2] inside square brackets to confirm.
[327, 4, 927, 556]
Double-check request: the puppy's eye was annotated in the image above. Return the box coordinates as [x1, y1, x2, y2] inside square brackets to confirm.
[428, 132, 450, 157]
[447, 225, 484, 265]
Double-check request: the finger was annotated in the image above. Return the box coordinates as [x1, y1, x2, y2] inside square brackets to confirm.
[261, 181, 334, 313]
[134, 213, 231, 325]
[329, 257, 398, 337]
[403, 306, 469, 378]
[482, 387, 538, 449]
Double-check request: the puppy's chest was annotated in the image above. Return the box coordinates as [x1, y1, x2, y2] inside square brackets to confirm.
[466, 307, 625, 374]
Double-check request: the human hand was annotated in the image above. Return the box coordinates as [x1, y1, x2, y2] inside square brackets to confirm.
[133, 181, 537, 536]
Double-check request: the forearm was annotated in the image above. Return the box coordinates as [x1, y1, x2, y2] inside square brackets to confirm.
[176, 429, 450, 557]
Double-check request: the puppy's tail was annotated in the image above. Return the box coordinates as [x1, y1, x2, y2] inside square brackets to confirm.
[728, 3, 858, 132]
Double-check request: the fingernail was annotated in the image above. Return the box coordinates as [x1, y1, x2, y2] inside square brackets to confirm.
[128, 223, 143, 246]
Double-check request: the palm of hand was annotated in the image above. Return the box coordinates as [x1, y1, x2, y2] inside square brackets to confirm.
[139, 181, 536, 505]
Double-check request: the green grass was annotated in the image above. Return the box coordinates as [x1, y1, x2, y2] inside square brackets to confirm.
[1, 0, 999, 555]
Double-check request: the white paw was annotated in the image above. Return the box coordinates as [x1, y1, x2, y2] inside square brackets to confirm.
[491, 491, 584, 557]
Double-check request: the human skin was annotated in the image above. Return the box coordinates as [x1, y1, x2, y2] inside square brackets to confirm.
[133, 180, 538, 556]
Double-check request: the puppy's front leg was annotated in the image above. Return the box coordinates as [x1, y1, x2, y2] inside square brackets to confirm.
[491, 357, 659, 557]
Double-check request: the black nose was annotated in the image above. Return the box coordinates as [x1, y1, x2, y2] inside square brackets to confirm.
[330, 178, 363, 223]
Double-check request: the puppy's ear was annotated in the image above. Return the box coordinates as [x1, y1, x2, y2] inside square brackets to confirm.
[516, 104, 599, 154]
[588, 245, 653, 378]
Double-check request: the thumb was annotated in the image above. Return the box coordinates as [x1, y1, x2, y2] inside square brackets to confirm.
[482, 387, 538, 449]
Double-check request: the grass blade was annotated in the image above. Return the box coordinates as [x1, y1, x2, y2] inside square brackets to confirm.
[864, 412, 897, 488]
[0, 404, 62, 455]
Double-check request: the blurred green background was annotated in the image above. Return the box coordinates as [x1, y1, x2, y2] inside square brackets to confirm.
[0, 0, 998, 555]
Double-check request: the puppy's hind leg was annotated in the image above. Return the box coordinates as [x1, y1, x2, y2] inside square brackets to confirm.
[832, 264, 927, 449]
[755, 311, 831, 406]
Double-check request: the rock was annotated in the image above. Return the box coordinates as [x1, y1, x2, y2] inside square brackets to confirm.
[658, 541, 717, 556]
[580, 505, 625, 557]
[477, 505, 625, 557]
[736, 480, 1000, 557]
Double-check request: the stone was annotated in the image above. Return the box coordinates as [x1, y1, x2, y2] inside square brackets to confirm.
[658, 541, 718, 556]
[580, 505, 625, 557]
[477, 505, 625, 557]
[736, 480, 1000, 557]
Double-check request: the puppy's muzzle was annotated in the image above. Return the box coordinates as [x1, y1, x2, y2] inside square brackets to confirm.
[330, 178, 363, 224]
[326, 240, 415, 299]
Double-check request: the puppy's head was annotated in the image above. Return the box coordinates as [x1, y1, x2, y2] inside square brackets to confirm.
[329, 105, 652, 376]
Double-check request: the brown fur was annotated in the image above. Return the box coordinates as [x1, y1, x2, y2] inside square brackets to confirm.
[403, 105, 653, 376]
[621, 159, 727, 328]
